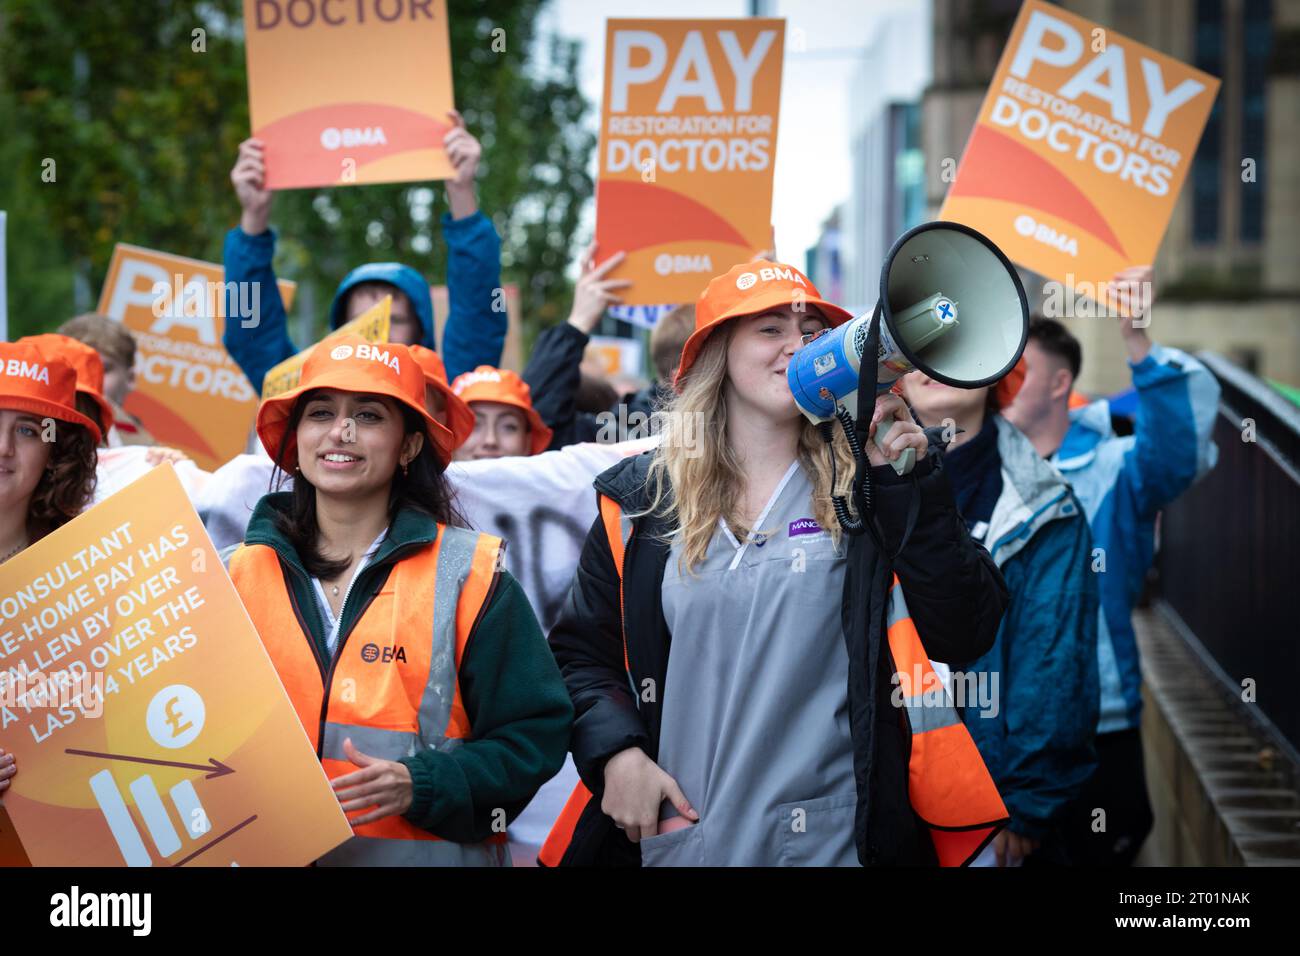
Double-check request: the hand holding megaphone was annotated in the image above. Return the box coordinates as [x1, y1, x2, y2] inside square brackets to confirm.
[866, 392, 928, 470]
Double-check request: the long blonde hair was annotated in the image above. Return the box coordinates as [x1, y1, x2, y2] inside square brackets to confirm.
[640, 323, 858, 575]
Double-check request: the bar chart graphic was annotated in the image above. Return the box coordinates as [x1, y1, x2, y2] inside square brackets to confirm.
[88, 768, 214, 867]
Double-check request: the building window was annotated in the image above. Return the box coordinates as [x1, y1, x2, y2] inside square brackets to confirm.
[1228, 347, 1260, 375]
[1192, 0, 1223, 244]
[1240, 0, 1271, 242]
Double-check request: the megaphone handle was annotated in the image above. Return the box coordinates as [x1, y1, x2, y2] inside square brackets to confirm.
[874, 419, 916, 476]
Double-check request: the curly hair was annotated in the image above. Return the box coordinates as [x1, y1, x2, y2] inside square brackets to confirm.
[29, 422, 98, 535]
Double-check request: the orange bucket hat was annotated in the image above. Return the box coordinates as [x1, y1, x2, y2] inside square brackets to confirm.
[257, 334, 456, 470]
[20, 334, 115, 438]
[0, 341, 103, 444]
[993, 356, 1028, 409]
[450, 366, 553, 456]
[408, 345, 476, 453]
[674, 259, 854, 389]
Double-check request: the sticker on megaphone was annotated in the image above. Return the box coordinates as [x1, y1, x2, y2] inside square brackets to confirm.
[876, 293, 959, 376]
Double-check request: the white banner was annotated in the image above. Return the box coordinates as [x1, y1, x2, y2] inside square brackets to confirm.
[94, 446, 213, 507]
[450, 439, 652, 629]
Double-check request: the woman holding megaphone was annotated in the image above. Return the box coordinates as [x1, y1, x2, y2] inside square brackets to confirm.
[222, 335, 572, 866]
[543, 261, 1010, 867]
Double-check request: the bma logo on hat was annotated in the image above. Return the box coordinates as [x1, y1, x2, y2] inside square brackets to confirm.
[330, 345, 354, 361]
[736, 267, 806, 291]
[454, 369, 502, 393]
[2, 359, 51, 384]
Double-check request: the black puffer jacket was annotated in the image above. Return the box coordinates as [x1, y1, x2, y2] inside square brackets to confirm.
[522, 323, 601, 449]
[547, 438, 1008, 865]
[522, 323, 673, 451]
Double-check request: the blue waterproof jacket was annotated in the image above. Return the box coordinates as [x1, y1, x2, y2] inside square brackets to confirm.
[222, 210, 505, 394]
[1052, 344, 1220, 734]
[954, 416, 1100, 840]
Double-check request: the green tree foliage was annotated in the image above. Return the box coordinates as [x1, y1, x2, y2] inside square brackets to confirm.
[0, 0, 594, 342]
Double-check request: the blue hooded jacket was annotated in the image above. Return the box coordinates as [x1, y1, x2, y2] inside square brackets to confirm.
[945, 415, 1100, 840]
[222, 210, 506, 395]
[1051, 344, 1219, 735]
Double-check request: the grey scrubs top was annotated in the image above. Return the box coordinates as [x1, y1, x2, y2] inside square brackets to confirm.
[646, 460, 859, 866]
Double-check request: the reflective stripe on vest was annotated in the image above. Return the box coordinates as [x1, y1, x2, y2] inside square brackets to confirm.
[539, 494, 631, 866]
[229, 525, 508, 867]
[886, 573, 1009, 866]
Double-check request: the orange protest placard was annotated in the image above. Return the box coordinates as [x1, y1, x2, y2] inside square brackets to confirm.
[586, 335, 644, 379]
[261, 294, 391, 399]
[243, 0, 456, 190]
[97, 244, 297, 471]
[597, 19, 785, 305]
[940, 0, 1219, 298]
[0, 465, 352, 866]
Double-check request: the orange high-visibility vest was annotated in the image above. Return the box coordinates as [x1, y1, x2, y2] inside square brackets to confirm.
[229, 524, 509, 867]
[883, 572, 1009, 864]
[540, 495, 1009, 867]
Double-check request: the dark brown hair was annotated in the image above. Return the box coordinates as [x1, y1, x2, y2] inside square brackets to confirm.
[269, 390, 467, 578]
[74, 393, 106, 443]
[29, 422, 98, 537]
[576, 369, 619, 414]
[1027, 316, 1082, 382]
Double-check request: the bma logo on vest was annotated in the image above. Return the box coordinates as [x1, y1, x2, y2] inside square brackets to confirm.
[360, 642, 406, 664]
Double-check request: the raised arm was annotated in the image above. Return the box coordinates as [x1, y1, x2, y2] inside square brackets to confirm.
[222, 137, 295, 395]
[439, 110, 508, 378]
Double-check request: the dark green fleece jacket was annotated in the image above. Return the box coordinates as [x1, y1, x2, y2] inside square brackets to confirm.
[237, 494, 573, 844]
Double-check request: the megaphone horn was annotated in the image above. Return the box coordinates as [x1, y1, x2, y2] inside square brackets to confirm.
[787, 221, 1029, 480]
[878, 220, 1028, 389]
